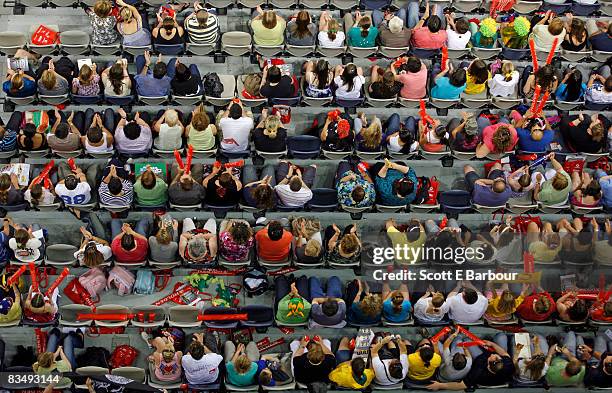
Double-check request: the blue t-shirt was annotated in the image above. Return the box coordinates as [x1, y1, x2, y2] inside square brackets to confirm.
[590, 34, 612, 52]
[134, 73, 171, 97]
[516, 127, 554, 152]
[226, 361, 258, 386]
[349, 302, 381, 325]
[375, 167, 418, 206]
[600, 177, 612, 207]
[555, 83, 586, 102]
[255, 360, 276, 387]
[382, 299, 412, 323]
[431, 77, 466, 99]
[473, 183, 515, 207]
[347, 26, 379, 47]
[0, 129, 17, 152]
[0, 232, 9, 263]
[3, 78, 36, 97]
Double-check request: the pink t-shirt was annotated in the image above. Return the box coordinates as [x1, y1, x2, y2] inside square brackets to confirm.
[411, 27, 447, 49]
[482, 123, 518, 153]
[398, 65, 428, 99]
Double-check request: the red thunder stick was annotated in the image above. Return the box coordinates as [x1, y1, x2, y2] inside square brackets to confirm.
[441, 46, 448, 72]
[32, 160, 55, 186]
[7, 265, 27, 286]
[529, 39, 538, 72]
[535, 91, 550, 115]
[529, 85, 542, 114]
[456, 325, 487, 348]
[77, 313, 132, 321]
[29, 262, 39, 292]
[197, 313, 248, 321]
[430, 326, 453, 343]
[419, 99, 434, 126]
[67, 157, 77, 172]
[45, 267, 69, 297]
[545, 38, 558, 65]
[185, 145, 194, 175]
[173, 149, 185, 171]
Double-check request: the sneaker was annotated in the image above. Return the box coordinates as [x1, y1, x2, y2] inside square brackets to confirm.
[141, 331, 152, 348]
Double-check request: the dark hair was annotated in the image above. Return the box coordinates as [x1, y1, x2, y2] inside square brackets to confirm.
[463, 287, 478, 304]
[180, 177, 193, 191]
[564, 69, 583, 102]
[291, 11, 312, 39]
[121, 233, 135, 250]
[419, 346, 434, 368]
[188, 341, 205, 360]
[87, 126, 103, 143]
[351, 357, 366, 377]
[108, 177, 123, 195]
[351, 186, 365, 203]
[392, 179, 414, 197]
[359, 15, 372, 38]
[449, 68, 467, 87]
[267, 66, 282, 84]
[406, 56, 422, 73]
[65, 175, 79, 191]
[141, 171, 156, 190]
[268, 221, 284, 241]
[229, 103, 242, 120]
[108, 63, 125, 95]
[175, 63, 191, 82]
[251, 184, 274, 209]
[406, 222, 421, 242]
[55, 123, 69, 140]
[341, 64, 358, 93]
[289, 177, 302, 192]
[583, 179, 602, 200]
[427, 15, 441, 33]
[535, 65, 557, 92]
[153, 62, 167, 80]
[468, 60, 489, 85]
[31, 292, 45, 308]
[455, 18, 469, 34]
[568, 299, 588, 321]
[123, 122, 141, 140]
[452, 353, 467, 370]
[29, 183, 43, 207]
[218, 172, 233, 189]
[388, 360, 403, 379]
[314, 60, 330, 90]
[321, 298, 338, 317]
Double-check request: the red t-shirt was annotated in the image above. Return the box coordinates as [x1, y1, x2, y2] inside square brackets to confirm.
[590, 305, 612, 322]
[516, 292, 556, 321]
[255, 228, 292, 261]
[411, 27, 447, 49]
[111, 236, 148, 263]
[482, 123, 518, 153]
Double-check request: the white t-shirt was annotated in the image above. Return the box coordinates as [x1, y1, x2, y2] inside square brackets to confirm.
[274, 184, 313, 207]
[74, 242, 113, 263]
[488, 72, 519, 97]
[318, 31, 345, 48]
[155, 123, 183, 150]
[530, 25, 566, 51]
[219, 117, 254, 152]
[446, 29, 471, 49]
[24, 188, 55, 205]
[334, 74, 365, 99]
[413, 297, 449, 323]
[55, 182, 92, 205]
[373, 353, 408, 385]
[9, 237, 42, 263]
[182, 353, 223, 385]
[447, 292, 488, 323]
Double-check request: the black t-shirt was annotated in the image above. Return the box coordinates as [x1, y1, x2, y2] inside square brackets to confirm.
[168, 182, 205, 205]
[260, 76, 294, 98]
[369, 81, 402, 99]
[560, 115, 605, 153]
[171, 75, 202, 96]
[585, 352, 612, 388]
[322, 120, 354, 152]
[205, 177, 240, 205]
[463, 354, 514, 388]
[292, 353, 336, 384]
[253, 126, 287, 152]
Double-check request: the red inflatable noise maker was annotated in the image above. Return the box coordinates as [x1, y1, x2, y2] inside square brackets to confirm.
[337, 119, 351, 139]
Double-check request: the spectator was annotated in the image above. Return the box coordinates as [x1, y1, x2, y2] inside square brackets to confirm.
[368, 65, 402, 99]
[218, 219, 254, 262]
[334, 64, 365, 100]
[408, 1, 447, 49]
[347, 279, 382, 324]
[320, 111, 355, 152]
[513, 334, 550, 384]
[72, 63, 100, 97]
[556, 68, 586, 102]
[82, 113, 114, 154]
[0, 125, 17, 153]
[86, 0, 118, 45]
[102, 60, 131, 97]
[329, 337, 375, 389]
[571, 171, 602, 207]
[417, 116, 450, 152]
[224, 342, 259, 386]
[149, 346, 182, 383]
[292, 216, 323, 265]
[110, 218, 150, 263]
[25, 179, 55, 207]
[525, 219, 562, 262]
[355, 113, 383, 152]
[373, 159, 418, 206]
[168, 164, 206, 206]
[55, 162, 93, 206]
[37, 59, 70, 96]
[134, 166, 168, 206]
[0, 219, 14, 267]
[336, 160, 376, 208]
[447, 281, 488, 323]
[178, 217, 217, 264]
[182, 332, 223, 385]
[386, 218, 426, 265]
[585, 347, 612, 387]
[514, 112, 554, 152]
[559, 113, 607, 153]
[533, 153, 572, 205]
[324, 224, 361, 265]
[593, 218, 612, 263]
[114, 109, 152, 155]
[488, 61, 520, 97]
[438, 331, 472, 382]
[203, 163, 242, 206]
[17, 121, 48, 152]
[586, 73, 612, 104]
[471, 17, 499, 48]
[184, 7, 219, 44]
[384, 115, 419, 155]
[75, 223, 112, 267]
[561, 14, 587, 52]
[530, 11, 566, 51]
[556, 292, 588, 322]
[99, 164, 133, 206]
[515, 285, 557, 322]
[587, 20, 611, 52]
[33, 329, 82, 384]
[345, 11, 378, 47]
[274, 161, 315, 208]
[48, 111, 81, 152]
[291, 335, 335, 384]
[253, 111, 286, 153]
[171, 59, 202, 96]
[286, 10, 316, 46]
[464, 59, 490, 95]
[0, 173, 24, 206]
[376, 13, 411, 48]
[382, 282, 411, 323]
[252, 7, 286, 46]
[187, 104, 216, 151]
[318, 11, 345, 48]
[446, 15, 471, 49]
[431, 61, 467, 99]
[152, 14, 184, 46]
[275, 275, 311, 324]
[475, 121, 518, 158]
[255, 220, 292, 261]
[523, 64, 559, 97]
[116, 0, 151, 46]
[304, 59, 334, 98]
[545, 337, 585, 386]
[371, 335, 409, 386]
[500, 15, 530, 49]
[9, 225, 45, 263]
[241, 164, 276, 210]
[449, 112, 480, 153]
[148, 213, 179, 263]
[3, 69, 36, 98]
[153, 109, 184, 150]
[309, 276, 346, 328]
[484, 282, 528, 322]
[464, 163, 517, 207]
[0, 279, 21, 324]
[407, 339, 442, 383]
[219, 100, 253, 153]
[260, 64, 295, 99]
[134, 51, 172, 97]
[392, 56, 428, 100]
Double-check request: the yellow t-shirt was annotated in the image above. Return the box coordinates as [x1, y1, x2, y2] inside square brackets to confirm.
[529, 241, 561, 262]
[486, 294, 525, 319]
[465, 71, 491, 95]
[329, 361, 375, 389]
[252, 19, 287, 46]
[408, 352, 442, 380]
[387, 226, 426, 265]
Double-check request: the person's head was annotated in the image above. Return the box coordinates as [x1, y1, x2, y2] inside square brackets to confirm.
[289, 176, 303, 192]
[196, 10, 209, 27]
[156, 224, 173, 246]
[321, 298, 338, 317]
[40, 69, 57, 90]
[263, 115, 281, 139]
[389, 16, 404, 34]
[391, 291, 405, 312]
[292, 10, 312, 38]
[382, 69, 395, 88]
[229, 103, 243, 120]
[359, 15, 372, 37]
[406, 56, 422, 74]
[267, 66, 282, 84]
[327, 18, 339, 41]
[388, 359, 404, 379]
[449, 68, 467, 88]
[426, 15, 442, 33]
[78, 64, 94, 87]
[565, 359, 583, 376]
[30, 292, 45, 309]
[121, 232, 135, 251]
[518, 173, 531, 190]
[108, 177, 124, 196]
[589, 120, 604, 142]
[351, 186, 365, 204]
[339, 233, 359, 255]
[228, 221, 252, 245]
[179, 173, 194, 191]
[603, 354, 612, 374]
[569, 17, 586, 41]
[361, 117, 382, 149]
[159, 16, 174, 33]
[463, 287, 478, 304]
[350, 357, 366, 379]
[568, 298, 588, 321]
[455, 18, 469, 34]
[452, 353, 467, 371]
[65, 174, 79, 191]
[0, 173, 10, 204]
[392, 178, 414, 198]
[191, 111, 210, 132]
[605, 75, 612, 93]
[551, 171, 569, 191]
[9, 73, 23, 94]
[406, 220, 422, 242]
[468, 60, 489, 85]
[188, 340, 205, 360]
[306, 342, 324, 365]
[548, 17, 564, 36]
[267, 221, 284, 241]
[524, 354, 546, 380]
[252, 184, 274, 209]
[218, 172, 234, 189]
[419, 345, 434, 368]
[23, 123, 36, 138]
[565, 69, 584, 101]
[496, 290, 517, 314]
[87, 126, 103, 144]
[262, 10, 278, 29]
[141, 170, 157, 190]
[161, 348, 175, 364]
[83, 241, 104, 267]
[501, 61, 515, 82]
[123, 121, 141, 141]
[432, 292, 445, 308]
[583, 179, 602, 200]
[175, 62, 192, 82]
[313, 59, 330, 90]
[93, 0, 112, 17]
[164, 109, 179, 127]
[533, 293, 551, 314]
[54, 123, 70, 141]
[234, 354, 252, 374]
[119, 6, 133, 21]
[603, 300, 612, 317]
[37, 352, 55, 369]
[491, 126, 513, 153]
[341, 64, 358, 92]
[187, 237, 207, 259]
[153, 61, 168, 80]
[526, 117, 545, 141]
[487, 353, 504, 374]
[535, 64, 556, 91]
[304, 238, 321, 257]
[259, 368, 273, 386]
[14, 228, 30, 248]
[108, 62, 125, 95]
[29, 182, 43, 206]
[491, 179, 506, 194]
[359, 293, 382, 317]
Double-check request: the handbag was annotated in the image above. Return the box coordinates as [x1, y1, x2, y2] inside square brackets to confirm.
[78, 267, 106, 301]
[513, 214, 542, 233]
[134, 270, 155, 295]
[31, 25, 59, 46]
[107, 266, 135, 296]
[63, 277, 98, 307]
[272, 105, 291, 124]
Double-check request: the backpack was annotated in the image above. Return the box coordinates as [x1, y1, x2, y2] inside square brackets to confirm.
[413, 176, 440, 205]
[78, 267, 106, 301]
[134, 269, 155, 295]
[242, 73, 262, 99]
[76, 346, 111, 368]
[10, 345, 36, 367]
[109, 345, 137, 369]
[203, 72, 224, 98]
[243, 267, 269, 296]
[107, 266, 135, 296]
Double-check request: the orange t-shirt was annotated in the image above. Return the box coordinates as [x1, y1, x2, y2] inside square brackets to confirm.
[255, 228, 292, 261]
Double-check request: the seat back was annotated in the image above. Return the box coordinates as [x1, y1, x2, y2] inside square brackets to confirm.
[154, 43, 185, 55]
[0, 31, 26, 55]
[111, 366, 146, 383]
[59, 30, 90, 46]
[308, 188, 338, 211]
[439, 190, 471, 212]
[287, 135, 320, 159]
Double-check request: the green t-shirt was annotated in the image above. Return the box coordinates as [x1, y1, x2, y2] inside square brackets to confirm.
[36, 359, 72, 386]
[528, 241, 561, 262]
[134, 178, 168, 206]
[226, 361, 258, 386]
[387, 226, 426, 265]
[545, 358, 585, 386]
[187, 125, 216, 151]
[276, 294, 311, 324]
[252, 19, 286, 46]
[538, 170, 571, 205]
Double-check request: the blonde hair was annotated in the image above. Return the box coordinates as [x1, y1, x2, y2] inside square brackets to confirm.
[165, 109, 179, 127]
[339, 233, 359, 255]
[359, 293, 382, 317]
[36, 352, 54, 369]
[262, 11, 277, 29]
[156, 226, 173, 245]
[93, 0, 112, 18]
[120, 6, 133, 21]
[361, 117, 382, 150]
[40, 70, 56, 90]
[327, 19, 339, 41]
[9, 74, 23, 94]
[304, 239, 321, 257]
[235, 354, 252, 374]
[496, 290, 517, 314]
[552, 172, 569, 190]
[501, 61, 515, 82]
[264, 115, 281, 139]
[548, 18, 564, 35]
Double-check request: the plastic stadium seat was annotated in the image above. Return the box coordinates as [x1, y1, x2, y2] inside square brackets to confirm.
[300, 0, 328, 6]
[206, 75, 236, 107]
[399, 96, 425, 108]
[256, 149, 287, 160]
[191, 149, 217, 158]
[59, 304, 94, 326]
[560, 49, 592, 62]
[382, 317, 414, 327]
[254, 44, 284, 57]
[269, 0, 293, 6]
[39, 94, 70, 106]
[186, 42, 216, 56]
[555, 99, 584, 111]
[439, 190, 472, 214]
[92, 43, 121, 55]
[105, 95, 134, 106]
[287, 135, 320, 159]
[447, 48, 471, 59]
[52, 149, 82, 159]
[52, 0, 78, 6]
[94, 305, 130, 327]
[430, 97, 459, 110]
[172, 94, 203, 106]
[112, 367, 146, 383]
[317, 45, 346, 58]
[138, 95, 168, 106]
[100, 203, 131, 213]
[45, 243, 78, 266]
[453, 0, 482, 12]
[452, 150, 477, 160]
[286, 44, 315, 57]
[28, 24, 59, 55]
[169, 202, 202, 211]
[169, 305, 203, 328]
[209, 0, 233, 7]
[144, 0, 166, 5]
[271, 96, 301, 107]
[0, 150, 17, 160]
[21, 0, 47, 6]
[123, 44, 151, 57]
[375, 204, 405, 213]
[379, 46, 409, 59]
[219, 249, 252, 268]
[461, 91, 490, 109]
[202, 306, 240, 329]
[222, 31, 252, 56]
[148, 362, 182, 389]
[148, 258, 182, 269]
[514, 0, 543, 13]
[7, 95, 37, 107]
[154, 43, 184, 55]
[356, 150, 384, 160]
[73, 94, 103, 105]
[500, 43, 529, 60]
[331, 0, 356, 9]
[19, 149, 49, 158]
[59, 31, 90, 55]
[0, 31, 26, 56]
[412, 48, 439, 59]
[472, 43, 502, 60]
[410, 203, 440, 213]
[237, 0, 265, 6]
[301, 80, 333, 107]
[348, 46, 378, 58]
[541, 1, 570, 13]
[538, 201, 570, 213]
[322, 149, 351, 160]
[131, 305, 166, 327]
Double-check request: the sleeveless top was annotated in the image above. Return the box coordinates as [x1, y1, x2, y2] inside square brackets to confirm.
[154, 353, 181, 381]
[118, 19, 151, 46]
[154, 29, 183, 45]
[85, 133, 112, 153]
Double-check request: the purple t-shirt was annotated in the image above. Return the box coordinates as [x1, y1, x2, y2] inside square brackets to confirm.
[114, 124, 152, 154]
[472, 183, 515, 206]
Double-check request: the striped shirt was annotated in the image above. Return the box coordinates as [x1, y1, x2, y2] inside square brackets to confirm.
[99, 180, 133, 206]
[274, 184, 312, 207]
[0, 129, 17, 152]
[185, 13, 219, 44]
